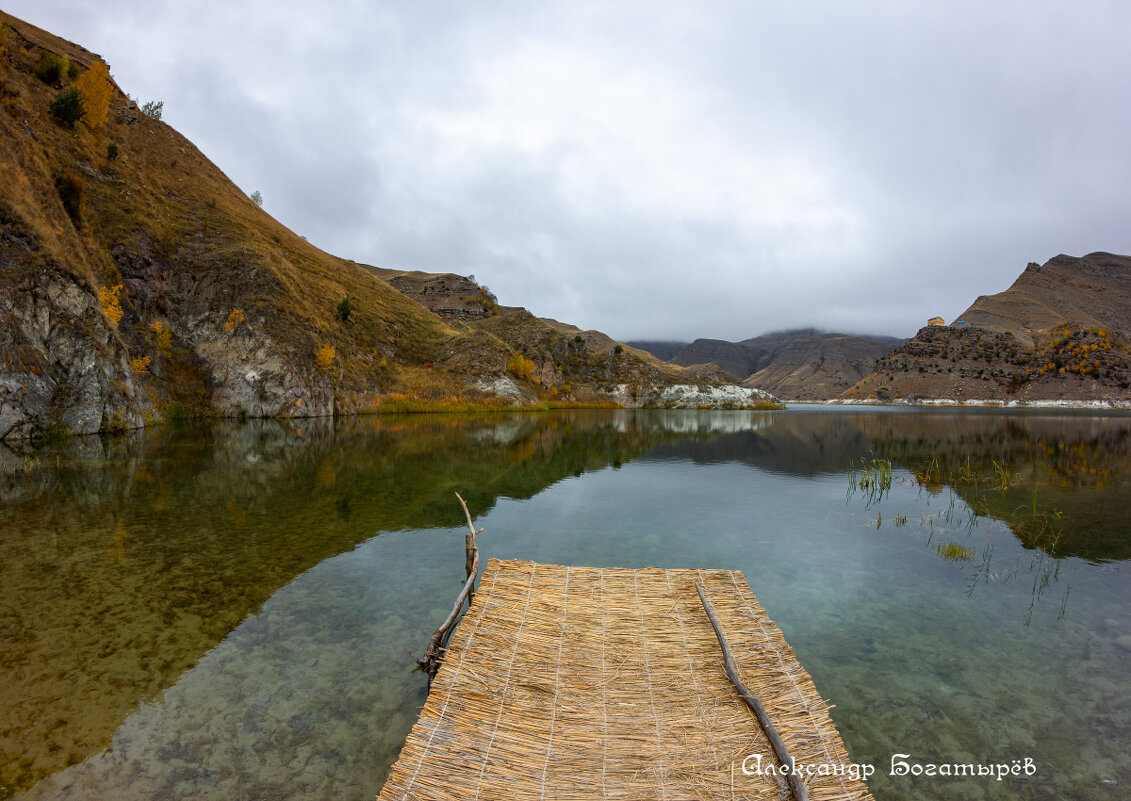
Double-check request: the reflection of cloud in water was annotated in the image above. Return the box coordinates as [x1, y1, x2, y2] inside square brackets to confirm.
[17, 535, 437, 801]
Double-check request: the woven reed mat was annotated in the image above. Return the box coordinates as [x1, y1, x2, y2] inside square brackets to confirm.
[379, 559, 873, 801]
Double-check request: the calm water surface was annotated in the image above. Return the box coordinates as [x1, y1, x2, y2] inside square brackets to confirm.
[1, 408, 1128, 800]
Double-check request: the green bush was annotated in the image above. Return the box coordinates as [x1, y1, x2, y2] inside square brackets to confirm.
[140, 99, 163, 120]
[49, 87, 85, 126]
[55, 170, 85, 224]
[103, 409, 130, 436]
[34, 53, 69, 84]
[106, 141, 119, 160]
[38, 421, 72, 445]
[335, 297, 352, 321]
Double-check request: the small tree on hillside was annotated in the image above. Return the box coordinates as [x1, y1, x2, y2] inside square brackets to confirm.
[49, 87, 85, 126]
[140, 99, 163, 120]
[335, 297, 351, 322]
[250, 190, 263, 207]
[34, 53, 69, 84]
[76, 59, 112, 128]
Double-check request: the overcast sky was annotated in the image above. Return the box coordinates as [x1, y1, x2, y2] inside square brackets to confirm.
[10, 2, 1131, 341]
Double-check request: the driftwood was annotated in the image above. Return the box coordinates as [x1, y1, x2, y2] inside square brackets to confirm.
[415, 492, 482, 683]
[455, 491, 482, 602]
[697, 583, 810, 801]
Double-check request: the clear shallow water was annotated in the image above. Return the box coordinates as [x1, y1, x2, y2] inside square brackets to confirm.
[1, 409, 1128, 800]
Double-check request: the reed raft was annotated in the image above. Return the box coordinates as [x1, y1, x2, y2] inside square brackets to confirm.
[380, 559, 874, 801]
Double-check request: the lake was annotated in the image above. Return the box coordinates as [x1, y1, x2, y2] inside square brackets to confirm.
[1, 408, 1128, 800]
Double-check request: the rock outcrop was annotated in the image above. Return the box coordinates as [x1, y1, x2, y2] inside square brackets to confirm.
[0, 271, 152, 439]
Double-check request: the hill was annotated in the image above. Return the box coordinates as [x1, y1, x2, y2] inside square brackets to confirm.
[740, 332, 905, 400]
[955, 252, 1131, 344]
[624, 341, 690, 361]
[0, 10, 475, 438]
[669, 329, 904, 400]
[0, 12, 771, 440]
[841, 254, 1131, 403]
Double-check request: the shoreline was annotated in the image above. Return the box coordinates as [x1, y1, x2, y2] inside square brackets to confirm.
[791, 397, 1131, 410]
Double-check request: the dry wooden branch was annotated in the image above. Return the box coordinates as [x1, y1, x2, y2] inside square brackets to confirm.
[697, 582, 810, 801]
[416, 493, 483, 684]
[455, 491, 482, 602]
[417, 548, 480, 681]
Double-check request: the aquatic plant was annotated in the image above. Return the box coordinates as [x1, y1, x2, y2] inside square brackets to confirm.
[937, 542, 975, 561]
[992, 460, 1010, 493]
[847, 455, 893, 507]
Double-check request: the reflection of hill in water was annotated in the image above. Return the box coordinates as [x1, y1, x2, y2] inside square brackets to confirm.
[648, 413, 875, 474]
[658, 410, 1131, 562]
[0, 411, 718, 795]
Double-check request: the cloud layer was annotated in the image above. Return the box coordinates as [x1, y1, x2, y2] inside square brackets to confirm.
[12, 1, 1131, 340]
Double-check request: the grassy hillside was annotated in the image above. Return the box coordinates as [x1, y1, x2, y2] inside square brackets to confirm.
[0, 10, 518, 433]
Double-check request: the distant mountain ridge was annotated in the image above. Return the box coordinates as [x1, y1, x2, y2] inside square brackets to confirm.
[648, 329, 904, 400]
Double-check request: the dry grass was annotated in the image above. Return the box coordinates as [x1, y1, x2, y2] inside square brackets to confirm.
[380, 560, 874, 801]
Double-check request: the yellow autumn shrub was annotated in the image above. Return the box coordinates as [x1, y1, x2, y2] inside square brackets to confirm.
[224, 309, 245, 331]
[99, 284, 123, 328]
[76, 59, 112, 128]
[507, 352, 535, 381]
[316, 343, 335, 372]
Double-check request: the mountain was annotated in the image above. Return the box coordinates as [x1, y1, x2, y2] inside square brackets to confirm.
[740, 332, 905, 400]
[0, 12, 770, 440]
[669, 329, 904, 400]
[955, 252, 1131, 344]
[624, 341, 690, 361]
[841, 253, 1131, 403]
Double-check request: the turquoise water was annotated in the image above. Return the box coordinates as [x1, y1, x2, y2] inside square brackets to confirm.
[1, 409, 1128, 800]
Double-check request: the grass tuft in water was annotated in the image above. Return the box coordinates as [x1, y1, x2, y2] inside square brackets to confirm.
[937, 542, 976, 561]
[847, 454, 893, 507]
